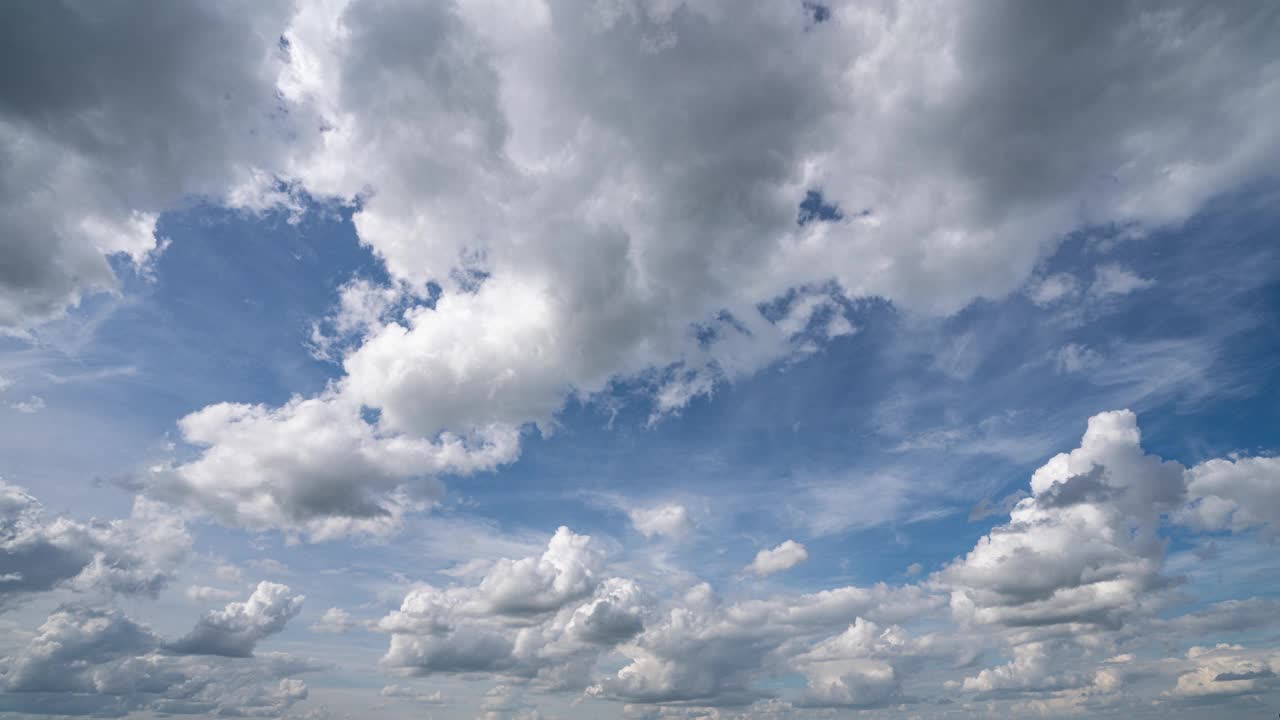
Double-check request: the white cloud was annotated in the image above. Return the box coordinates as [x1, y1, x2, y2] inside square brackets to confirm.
[310, 607, 357, 635]
[629, 503, 694, 540]
[379, 685, 444, 704]
[186, 585, 240, 603]
[1169, 644, 1280, 699]
[0, 478, 189, 608]
[940, 410, 1185, 629]
[1179, 455, 1280, 534]
[1055, 343, 1102, 374]
[169, 581, 305, 657]
[376, 527, 645, 685]
[746, 540, 809, 577]
[8, 395, 44, 414]
[66, 0, 1274, 535]
[0, 604, 321, 716]
[1089, 264, 1155, 299]
[1027, 273, 1079, 307]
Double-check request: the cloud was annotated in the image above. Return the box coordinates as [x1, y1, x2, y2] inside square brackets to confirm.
[186, 585, 241, 603]
[0, 0, 305, 333]
[379, 685, 444, 704]
[1169, 645, 1280, 699]
[1027, 273, 1079, 307]
[0, 604, 321, 717]
[7, 395, 44, 414]
[168, 581, 305, 657]
[1178, 455, 1280, 534]
[147, 391, 519, 540]
[1088, 264, 1155, 299]
[59, 0, 1270, 534]
[310, 607, 356, 635]
[376, 527, 641, 685]
[629, 504, 694, 540]
[747, 540, 809, 577]
[0, 478, 189, 608]
[939, 410, 1185, 629]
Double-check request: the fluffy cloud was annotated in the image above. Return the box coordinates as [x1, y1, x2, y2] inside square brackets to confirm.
[746, 540, 808, 577]
[0, 0, 306, 333]
[939, 410, 1184, 629]
[1169, 645, 1280, 700]
[377, 528, 642, 686]
[0, 478, 189, 608]
[169, 581, 305, 657]
[310, 607, 356, 635]
[629, 504, 694, 540]
[1179, 455, 1280, 534]
[148, 391, 519, 540]
[0, 604, 320, 717]
[33, 0, 1261, 534]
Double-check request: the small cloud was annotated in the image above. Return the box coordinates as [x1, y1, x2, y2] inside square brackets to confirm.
[1027, 273, 1079, 306]
[629, 503, 694, 540]
[214, 563, 243, 583]
[380, 685, 444, 704]
[747, 539, 808, 576]
[1089, 263, 1154, 299]
[185, 585, 240, 603]
[248, 557, 289, 575]
[1054, 343, 1101, 374]
[905, 562, 923, 577]
[310, 607, 356, 635]
[9, 395, 45, 414]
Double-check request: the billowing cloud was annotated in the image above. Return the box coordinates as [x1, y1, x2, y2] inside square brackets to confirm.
[377, 527, 642, 685]
[0, 478, 189, 608]
[0, 604, 320, 717]
[169, 581, 305, 658]
[939, 410, 1184, 629]
[1179, 455, 1280, 534]
[746, 540, 808, 577]
[22, 0, 1262, 535]
[0, 0, 305, 333]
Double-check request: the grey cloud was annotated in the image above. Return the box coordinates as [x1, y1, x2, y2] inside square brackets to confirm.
[0, 479, 189, 609]
[0, 602, 321, 717]
[66, 0, 1272, 534]
[0, 0, 303, 332]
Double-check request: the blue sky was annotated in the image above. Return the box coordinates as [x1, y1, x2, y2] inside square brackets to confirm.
[2, 2, 1280, 719]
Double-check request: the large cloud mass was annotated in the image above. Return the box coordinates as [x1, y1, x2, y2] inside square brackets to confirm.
[3, 0, 1273, 532]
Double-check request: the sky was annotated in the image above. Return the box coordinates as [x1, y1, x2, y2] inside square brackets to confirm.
[1, 1, 1279, 719]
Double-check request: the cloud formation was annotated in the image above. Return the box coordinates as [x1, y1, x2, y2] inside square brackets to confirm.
[169, 581, 305, 657]
[3, 0, 1265, 534]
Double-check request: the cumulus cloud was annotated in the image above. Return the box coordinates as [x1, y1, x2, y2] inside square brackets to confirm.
[0, 478, 189, 608]
[377, 527, 641, 685]
[0, 0, 305, 333]
[310, 607, 356, 635]
[17, 0, 1261, 535]
[746, 540, 809, 577]
[147, 391, 519, 540]
[169, 581, 305, 657]
[939, 410, 1185, 629]
[629, 504, 694, 540]
[1179, 455, 1280, 534]
[0, 604, 320, 717]
[1169, 645, 1280, 699]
